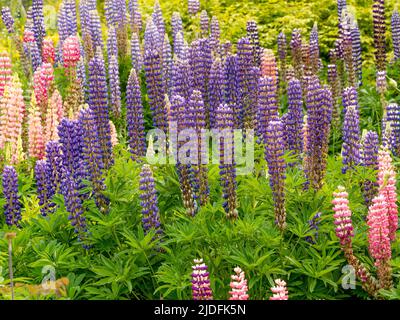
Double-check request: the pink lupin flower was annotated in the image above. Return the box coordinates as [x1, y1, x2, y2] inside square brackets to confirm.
[45, 90, 63, 143]
[367, 194, 391, 266]
[269, 279, 288, 300]
[28, 94, 45, 159]
[332, 186, 354, 246]
[33, 63, 54, 116]
[23, 29, 35, 43]
[62, 36, 81, 71]
[0, 75, 25, 164]
[229, 267, 249, 300]
[42, 38, 55, 64]
[377, 146, 398, 241]
[109, 120, 118, 147]
[0, 51, 12, 98]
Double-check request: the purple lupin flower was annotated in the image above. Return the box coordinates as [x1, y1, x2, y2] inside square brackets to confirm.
[105, 0, 116, 27]
[32, 0, 46, 50]
[58, 118, 85, 182]
[62, 171, 90, 248]
[265, 119, 287, 230]
[305, 212, 322, 244]
[342, 104, 361, 174]
[2, 166, 21, 227]
[392, 10, 400, 61]
[187, 90, 209, 205]
[309, 23, 320, 75]
[361, 130, 379, 207]
[373, 0, 387, 73]
[341, 15, 357, 88]
[45, 141, 65, 194]
[88, 50, 113, 169]
[152, 0, 165, 39]
[107, 26, 118, 60]
[129, 0, 142, 32]
[77, 58, 88, 99]
[246, 20, 261, 66]
[89, 10, 104, 50]
[209, 58, 225, 128]
[257, 76, 279, 140]
[24, 29, 42, 71]
[237, 37, 256, 130]
[108, 55, 121, 118]
[351, 21, 362, 85]
[163, 34, 173, 96]
[144, 17, 161, 53]
[57, 4, 68, 47]
[1, 7, 15, 34]
[277, 32, 287, 83]
[126, 69, 146, 161]
[342, 86, 359, 115]
[304, 78, 333, 189]
[131, 32, 143, 75]
[191, 258, 213, 300]
[328, 64, 341, 124]
[171, 12, 183, 51]
[188, 0, 200, 15]
[290, 29, 303, 81]
[171, 57, 194, 103]
[215, 103, 238, 219]
[285, 78, 304, 160]
[200, 10, 209, 36]
[79, 107, 109, 213]
[383, 103, 400, 155]
[174, 32, 186, 60]
[210, 16, 220, 55]
[35, 160, 56, 216]
[171, 94, 198, 217]
[139, 164, 163, 240]
[338, 0, 347, 20]
[224, 54, 241, 129]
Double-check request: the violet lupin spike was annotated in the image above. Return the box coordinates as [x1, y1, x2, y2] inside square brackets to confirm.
[152, 0, 165, 39]
[188, 0, 200, 15]
[215, 103, 238, 220]
[286, 78, 304, 160]
[131, 31, 143, 75]
[2, 166, 22, 227]
[361, 130, 379, 208]
[383, 103, 400, 155]
[200, 10, 209, 36]
[290, 29, 303, 81]
[342, 15, 357, 88]
[32, 0, 46, 51]
[373, 0, 387, 72]
[246, 20, 262, 66]
[277, 32, 287, 84]
[265, 118, 287, 230]
[351, 20, 362, 85]
[139, 164, 163, 242]
[88, 50, 113, 169]
[163, 34, 173, 96]
[126, 69, 146, 161]
[392, 10, 400, 61]
[108, 55, 122, 119]
[62, 171, 90, 249]
[89, 10, 104, 50]
[107, 26, 118, 60]
[224, 54, 241, 129]
[172, 12, 183, 46]
[210, 16, 221, 55]
[309, 23, 320, 75]
[129, 0, 142, 32]
[257, 76, 279, 141]
[327, 64, 341, 125]
[208, 58, 225, 128]
[45, 141, 65, 194]
[35, 160, 56, 216]
[79, 106, 110, 213]
[342, 104, 361, 173]
[191, 258, 213, 300]
[1, 7, 15, 34]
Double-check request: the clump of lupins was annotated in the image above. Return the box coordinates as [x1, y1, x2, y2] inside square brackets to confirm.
[0, 52, 12, 98]
[2, 166, 22, 227]
[0, 75, 25, 165]
[79, 106, 109, 213]
[88, 50, 113, 169]
[285, 78, 304, 161]
[191, 258, 213, 300]
[126, 69, 146, 161]
[215, 103, 238, 219]
[342, 104, 361, 173]
[139, 164, 163, 242]
[265, 119, 287, 230]
[229, 267, 249, 300]
[35, 160, 56, 216]
[361, 130, 379, 208]
[372, 0, 387, 91]
[269, 279, 288, 300]
[392, 9, 400, 61]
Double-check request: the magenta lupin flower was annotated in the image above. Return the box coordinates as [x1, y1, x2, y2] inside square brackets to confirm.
[332, 186, 354, 246]
[191, 258, 213, 300]
[269, 279, 288, 300]
[229, 267, 249, 300]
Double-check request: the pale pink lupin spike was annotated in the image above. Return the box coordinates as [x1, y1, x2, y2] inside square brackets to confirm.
[229, 266, 249, 300]
[269, 279, 288, 300]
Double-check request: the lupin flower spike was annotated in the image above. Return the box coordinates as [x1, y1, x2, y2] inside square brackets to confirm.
[191, 258, 213, 300]
[229, 267, 249, 300]
[269, 279, 288, 300]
